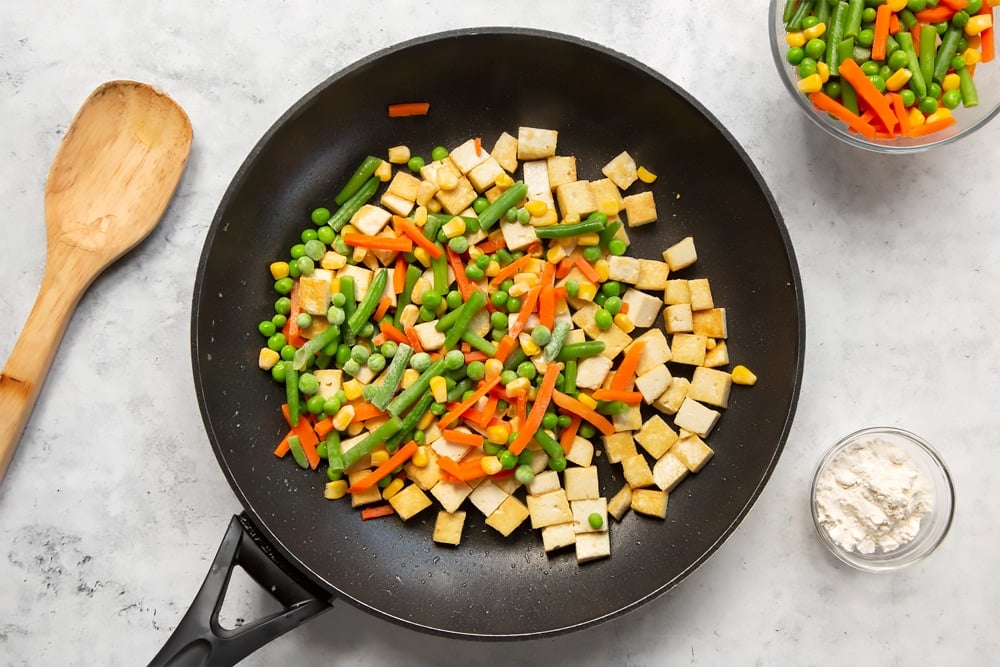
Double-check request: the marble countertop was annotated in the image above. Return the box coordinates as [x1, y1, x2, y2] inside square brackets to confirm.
[2, 2, 996, 665]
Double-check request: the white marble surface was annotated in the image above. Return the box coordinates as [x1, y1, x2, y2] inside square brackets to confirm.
[1, 1, 997, 665]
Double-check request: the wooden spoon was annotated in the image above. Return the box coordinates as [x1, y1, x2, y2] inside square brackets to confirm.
[0, 80, 193, 482]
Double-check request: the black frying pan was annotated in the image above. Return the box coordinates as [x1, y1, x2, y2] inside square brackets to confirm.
[152, 28, 804, 666]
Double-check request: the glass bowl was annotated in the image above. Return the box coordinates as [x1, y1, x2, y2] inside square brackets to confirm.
[810, 426, 954, 572]
[769, 0, 1000, 153]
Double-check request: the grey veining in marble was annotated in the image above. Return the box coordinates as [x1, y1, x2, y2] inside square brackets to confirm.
[2, 1, 997, 665]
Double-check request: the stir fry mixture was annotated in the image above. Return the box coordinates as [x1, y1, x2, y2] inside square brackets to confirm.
[255, 125, 757, 564]
[782, 0, 995, 139]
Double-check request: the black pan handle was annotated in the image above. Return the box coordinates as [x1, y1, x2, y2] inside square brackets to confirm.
[148, 514, 332, 667]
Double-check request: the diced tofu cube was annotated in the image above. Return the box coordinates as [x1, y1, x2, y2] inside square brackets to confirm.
[663, 236, 697, 271]
[602, 432, 638, 464]
[692, 308, 728, 339]
[671, 434, 715, 472]
[689, 366, 733, 409]
[704, 340, 730, 368]
[601, 151, 638, 190]
[593, 324, 632, 360]
[413, 320, 447, 351]
[526, 489, 574, 529]
[607, 256, 640, 284]
[624, 329, 671, 376]
[687, 278, 714, 310]
[631, 488, 669, 518]
[634, 414, 679, 459]
[389, 484, 433, 521]
[546, 155, 577, 189]
[674, 397, 722, 437]
[349, 204, 392, 237]
[430, 479, 474, 513]
[517, 126, 558, 160]
[635, 365, 672, 405]
[449, 138, 490, 174]
[387, 171, 422, 200]
[574, 354, 614, 390]
[564, 466, 600, 501]
[432, 510, 466, 546]
[434, 175, 478, 215]
[500, 219, 538, 251]
[468, 478, 510, 516]
[653, 376, 690, 415]
[663, 303, 693, 333]
[405, 447, 442, 490]
[468, 156, 505, 192]
[348, 470, 383, 507]
[314, 369, 343, 399]
[572, 498, 609, 533]
[485, 495, 530, 537]
[589, 177, 624, 213]
[623, 191, 657, 227]
[431, 437, 472, 464]
[565, 435, 595, 468]
[575, 530, 611, 563]
[526, 469, 562, 496]
[671, 333, 708, 366]
[542, 523, 577, 552]
[607, 484, 633, 521]
[522, 160, 554, 202]
[494, 474, 521, 495]
[621, 453, 655, 488]
[555, 180, 597, 220]
[613, 404, 643, 432]
[621, 288, 661, 328]
[633, 259, 670, 291]
[663, 279, 690, 305]
[653, 452, 689, 492]
[298, 273, 332, 315]
[491, 131, 518, 173]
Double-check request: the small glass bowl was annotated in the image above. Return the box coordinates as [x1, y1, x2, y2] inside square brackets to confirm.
[810, 427, 954, 572]
[769, 0, 1000, 153]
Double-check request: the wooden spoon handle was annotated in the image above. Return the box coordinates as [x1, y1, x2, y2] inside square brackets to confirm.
[0, 256, 93, 482]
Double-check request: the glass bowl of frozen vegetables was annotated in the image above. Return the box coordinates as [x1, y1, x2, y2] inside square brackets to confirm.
[770, 0, 1000, 152]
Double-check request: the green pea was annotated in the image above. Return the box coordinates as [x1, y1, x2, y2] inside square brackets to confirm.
[289, 243, 306, 260]
[879, 65, 893, 81]
[446, 290, 463, 310]
[514, 464, 535, 485]
[900, 88, 917, 107]
[967, 0, 982, 13]
[407, 156, 425, 173]
[274, 277, 294, 295]
[927, 82, 942, 100]
[951, 54, 967, 72]
[326, 306, 345, 326]
[288, 262, 301, 279]
[449, 236, 470, 254]
[258, 320, 277, 337]
[331, 292, 346, 308]
[786, 46, 805, 66]
[868, 75, 886, 93]
[491, 290, 508, 308]
[271, 314, 287, 329]
[335, 344, 352, 367]
[280, 344, 297, 362]
[413, 429, 425, 445]
[888, 49, 910, 71]
[608, 238, 627, 256]
[444, 349, 465, 370]
[490, 328, 506, 342]
[343, 359, 361, 377]
[474, 253, 490, 270]
[381, 341, 398, 358]
[918, 95, 938, 114]
[516, 361, 537, 380]
[274, 296, 292, 315]
[350, 345, 370, 364]
[802, 15, 820, 29]
[465, 264, 485, 281]
[581, 245, 602, 263]
[298, 373, 319, 395]
[467, 360, 485, 381]
[531, 325, 551, 346]
[317, 225, 335, 245]
[941, 88, 962, 109]
[861, 7, 876, 23]
[935, 21, 948, 35]
[304, 239, 326, 261]
[557, 414, 572, 429]
[588, 512, 604, 529]
[516, 208, 531, 225]
[804, 38, 826, 60]
[410, 352, 432, 372]
[323, 396, 342, 415]
[952, 10, 969, 28]
[422, 291, 442, 310]
[823, 81, 842, 99]
[907, 0, 926, 11]
[327, 467, 342, 482]
[296, 313, 312, 329]
[601, 281, 621, 298]
[429, 401, 446, 416]
[419, 305, 436, 322]
[498, 449, 518, 470]
[548, 456, 567, 472]
[483, 441, 503, 456]
[578, 423, 596, 439]
[295, 255, 315, 276]
[267, 333, 287, 351]
[490, 311, 509, 330]
[860, 60, 881, 77]
[367, 353, 387, 373]
[301, 228, 318, 243]
[506, 297, 522, 313]
[306, 394, 326, 415]
[564, 279, 579, 298]
[500, 279, 514, 292]
[333, 237, 349, 255]
[541, 412, 558, 430]
[430, 146, 449, 161]
[604, 296, 623, 316]
[311, 207, 331, 225]
[504, 206, 518, 222]
[472, 197, 490, 215]
[271, 361, 287, 383]
[595, 309, 613, 331]
[500, 369, 518, 386]
[357, 320, 375, 339]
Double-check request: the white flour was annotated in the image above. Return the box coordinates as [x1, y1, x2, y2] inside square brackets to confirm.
[814, 437, 933, 555]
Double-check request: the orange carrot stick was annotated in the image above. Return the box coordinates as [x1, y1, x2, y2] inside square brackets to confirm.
[592, 388, 644, 404]
[350, 402, 385, 423]
[438, 376, 503, 429]
[889, 12, 900, 35]
[494, 335, 517, 363]
[387, 102, 430, 117]
[889, 93, 912, 136]
[314, 417, 334, 438]
[508, 363, 561, 455]
[837, 59, 897, 133]
[905, 115, 958, 137]
[510, 282, 542, 338]
[572, 255, 601, 283]
[872, 4, 892, 61]
[610, 340, 646, 391]
[373, 295, 393, 321]
[981, 5, 995, 63]
[393, 255, 407, 293]
[395, 216, 443, 259]
[446, 247, 476, 299]
[474, 136, 483, 156]
[404, 325, 423, 353]
[442, 429, 486, 447]
[939, 0, 968, 10]
[379, 321, 408, 345]
[808, 92, 878, 139]
[915, 6, 955, 23]
[551, 390, 616, 436]
[343, 233, 413, 253]
[559, 415, 581, 454]
[489, 255, 532, 287]
[464, 350, 489, 363]
[360, 504, 396, 520]
[538, 286, 556, 330]
[348, 441, 418, 493]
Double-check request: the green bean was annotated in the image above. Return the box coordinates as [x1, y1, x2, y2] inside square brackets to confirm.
[556, 341, 606, 361]
[431, 253, 449, 295]
[339, 275, 357, 345]
[372, 342, 413, 410]
[435, 305, 463, 332]
[782, 0, 799, 23]
[447, 378, 474, 403]
[477, 182, 528, 231]
[385, 389, 435, 450]
[563, 358, 578, 395]
[933, 26, 963, 84]
[442, 289, 488, 350]
[896, 32, 927, 98]
[388, 358, 447, 417]
[919, 22, 938, 87]
[287, 435, 310, 469]
[291, 324, 340, 371]
[826, 3, 850, 76]
[843, 0, 864, 38]
[503, 347, 528, 372]
[326, 431, 344, 479]
[460, 329, 498, 356]
[334, 156, 380, 206]
[816, 0, 832, 26]
[598, 220, 622, 249]
[787, 0, 815, 31]
[533, 219, 605, 239]
[342, 415, 404, 468]
[347, 269, 388, 334]
[596, 400, 631, 416]
[533, 428, 565, 462]
[898, 8, 917, 30]
[958, 66, 979, 108]
[542, 319, 572, 362]
[394, 265, 423, 328]
[329, 176, 379, 232]
[285, 367, 300, 426]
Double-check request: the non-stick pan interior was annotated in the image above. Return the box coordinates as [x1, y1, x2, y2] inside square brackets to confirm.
[192, 28, 803, 638]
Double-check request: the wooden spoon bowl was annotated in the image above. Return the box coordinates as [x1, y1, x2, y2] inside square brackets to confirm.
[0, 80, 193, 481]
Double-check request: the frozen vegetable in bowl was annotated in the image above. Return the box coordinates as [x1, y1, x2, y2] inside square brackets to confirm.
[770, 0, 1000, 152]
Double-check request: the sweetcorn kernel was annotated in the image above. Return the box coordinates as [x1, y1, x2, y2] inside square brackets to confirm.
[486, 424, 511, 445]
[381, 478, 405, 500]
[926, 107, 953, 125]
[636, 167, 657, 184]
[494, 172, 515, 188]
[598, 199, 620, 216]
[786, 31, 806, 48]
[342, 380, 364, 401]
[324, 480, 349, 500]
[576, 282, 598, 301]
[885, 67, 913, 92]
[480, 456, 503, 475]
[525, 199, 549, 217]
[320, 251, 347, 270]
[258, 348, 280, 371]
[594, 259, 610, 282]
[412, 205, 428, 227]
[613, 313, 635, 333]
[546, 244, 568, 264]
[332, 405, 355, 431]
[505, 377, 532, 398]
[577, 393, 598, 410]
[942, 72, 961, 92]
[411, 446, 429, 467]
[430, 376, 449, 403]
[370, 450, 390, 467]
[417, 409, 436, 431]
[732, 365, 758, 386]
[484, 359, 503, 380]
[400, 368, 420, 389]
[796, 73, 824, 94]
[388, 145, 411, 164]
[374, 159, 392, 182]
[412, 246, 432, 267]
[576, 232, 601, 246]
[269, 261, 290, 280]
[485, 260, 501, 277]
[803, 22, 826, 40]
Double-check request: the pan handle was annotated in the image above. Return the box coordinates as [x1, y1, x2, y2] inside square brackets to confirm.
[147, 514, 332, 667]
